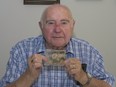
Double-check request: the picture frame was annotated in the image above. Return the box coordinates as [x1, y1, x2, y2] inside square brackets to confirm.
[24, 0, 60, 5]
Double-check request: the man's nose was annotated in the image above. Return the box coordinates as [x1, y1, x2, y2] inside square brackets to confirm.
[54, 23, 62, 32]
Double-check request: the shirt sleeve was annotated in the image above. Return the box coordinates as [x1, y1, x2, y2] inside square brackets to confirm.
[0, 44, 27, 87]
[92, 49, 115, 86]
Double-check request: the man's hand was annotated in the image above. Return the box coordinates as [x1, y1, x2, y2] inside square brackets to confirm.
[27, 54, 47, 82]
[64, 58, 88, 84]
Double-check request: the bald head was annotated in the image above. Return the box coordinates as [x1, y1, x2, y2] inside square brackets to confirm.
[40, 4, 74, 24]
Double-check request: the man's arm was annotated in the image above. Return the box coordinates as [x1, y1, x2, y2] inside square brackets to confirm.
[6, 69, 35, 87]
[77, 70, 111, 87]
[64, 58, 112, 87]
[83, 78, 111, 87]
[6, 54, 47, 87]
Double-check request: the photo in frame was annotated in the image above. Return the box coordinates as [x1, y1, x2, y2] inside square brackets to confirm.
[24, 0, 60, 5]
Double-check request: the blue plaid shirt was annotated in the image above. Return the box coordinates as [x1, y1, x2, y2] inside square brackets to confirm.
[0, 35, 115, 87]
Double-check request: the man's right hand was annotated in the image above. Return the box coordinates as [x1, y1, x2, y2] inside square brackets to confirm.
[27, 54, 47, 81]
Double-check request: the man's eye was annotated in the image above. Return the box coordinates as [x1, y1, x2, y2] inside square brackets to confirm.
[61, 21, 69, 25]
[47, 21, 55, 25]
[62, 22, 67, 24]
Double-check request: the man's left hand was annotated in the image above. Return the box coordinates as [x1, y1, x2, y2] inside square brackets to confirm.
[64, 58, 87, 83]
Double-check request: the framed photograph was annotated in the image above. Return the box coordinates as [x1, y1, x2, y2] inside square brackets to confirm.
[24, 0, 60, 5]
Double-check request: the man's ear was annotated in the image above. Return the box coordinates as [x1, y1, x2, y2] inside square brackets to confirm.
[73, 20, 75, 26]
[39, 21, 43, 30]
[71, 19, 75, 30]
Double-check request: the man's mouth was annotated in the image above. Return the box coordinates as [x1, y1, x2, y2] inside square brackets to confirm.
[53, 37, 63, 38]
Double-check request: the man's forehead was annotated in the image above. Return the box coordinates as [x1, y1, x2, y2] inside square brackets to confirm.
[41, 4, 73, 23]
[45, 9, 72, 20]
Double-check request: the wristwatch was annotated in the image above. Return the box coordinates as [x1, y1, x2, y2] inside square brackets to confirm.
[82, 72, 92, 86]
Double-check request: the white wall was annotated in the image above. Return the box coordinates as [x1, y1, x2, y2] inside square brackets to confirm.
[0, 0, 116, 85]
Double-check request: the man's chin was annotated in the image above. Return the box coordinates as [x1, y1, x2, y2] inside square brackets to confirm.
[52, 44, 66, 50]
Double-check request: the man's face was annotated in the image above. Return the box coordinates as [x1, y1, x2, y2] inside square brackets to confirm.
[40, 7, 75, 49]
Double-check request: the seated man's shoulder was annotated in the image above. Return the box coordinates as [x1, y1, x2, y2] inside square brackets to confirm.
[12, 35, 43, 48]
[71, 37, 90, 45]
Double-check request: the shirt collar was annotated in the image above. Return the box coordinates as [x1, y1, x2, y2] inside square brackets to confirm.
[66, 38, 75, 55]
[37, 36, 75, 55]
[36, 36, 46, 54]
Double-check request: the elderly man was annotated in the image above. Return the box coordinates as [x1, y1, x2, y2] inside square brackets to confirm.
[0, 4, 115, 87]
